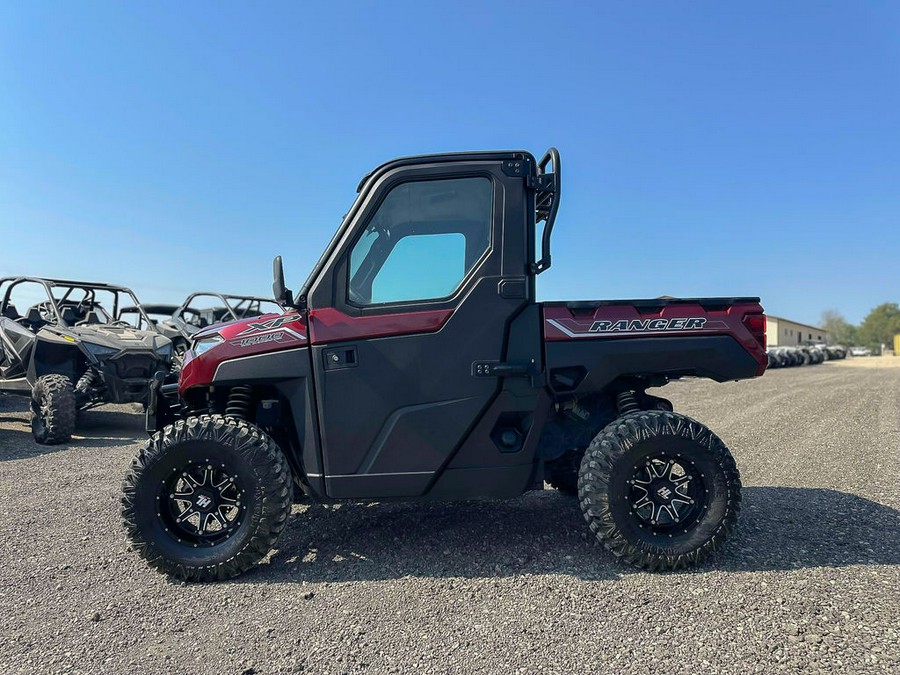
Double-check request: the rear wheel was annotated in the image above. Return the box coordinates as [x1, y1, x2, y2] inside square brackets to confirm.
[578, 410, 741, 571]
[122, 415, 293, 581]
[31, 374, 76, 445]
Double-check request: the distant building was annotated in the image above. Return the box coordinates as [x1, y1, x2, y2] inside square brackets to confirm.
[766, 315, 828, 346]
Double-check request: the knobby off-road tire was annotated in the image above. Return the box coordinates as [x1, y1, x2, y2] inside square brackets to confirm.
[31, 374, 77, 445]
[546, 449, 584, 496]
[578, 410, 741, 571]
[122, 415, 293, 582]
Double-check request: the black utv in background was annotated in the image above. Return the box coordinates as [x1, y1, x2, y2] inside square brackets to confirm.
[0, 277, 173, 444]
[121, 292, 281, 361]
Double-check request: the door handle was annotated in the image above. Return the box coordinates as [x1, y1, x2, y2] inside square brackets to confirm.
[323, 346, 358, 370]
[472, 360, 533, 377]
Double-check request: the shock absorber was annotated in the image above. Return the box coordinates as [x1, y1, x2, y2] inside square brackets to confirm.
[224, 386, 253, 420]
[616, 390, 640, 416]
[74, 368, 101, 406]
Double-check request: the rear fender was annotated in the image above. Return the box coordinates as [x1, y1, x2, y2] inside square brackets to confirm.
[545, 335, 763, 397]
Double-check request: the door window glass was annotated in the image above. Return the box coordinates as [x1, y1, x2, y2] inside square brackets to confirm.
[348, 177, 491, 305]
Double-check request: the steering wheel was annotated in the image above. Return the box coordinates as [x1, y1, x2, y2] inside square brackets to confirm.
[35, 302, 56, 323]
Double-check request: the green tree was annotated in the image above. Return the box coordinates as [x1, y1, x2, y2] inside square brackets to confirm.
[857, 303, 900, 350]
[820, 309, 858, 346]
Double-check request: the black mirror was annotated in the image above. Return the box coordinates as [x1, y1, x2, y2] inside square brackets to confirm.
[272, 256, 294, 308]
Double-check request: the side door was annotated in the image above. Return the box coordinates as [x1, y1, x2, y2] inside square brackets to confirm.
[307, 159, 533, 498]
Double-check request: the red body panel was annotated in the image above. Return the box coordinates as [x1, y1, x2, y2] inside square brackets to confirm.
[178, 299, 766, 396]
[179, 312, 308, 394]
[178, 307, 454, 394]
[307, 307, 453, 345]
[543, 300, 768, 375]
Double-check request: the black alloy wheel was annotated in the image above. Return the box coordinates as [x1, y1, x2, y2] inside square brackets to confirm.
[627, 456, 703, 534]
[578, 410, 741, 571]
[122, 415, 293, 581]
[162, 461, 246, 546]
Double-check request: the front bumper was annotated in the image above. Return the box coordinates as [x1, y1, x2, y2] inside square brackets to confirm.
[95, 353, 171, 405]
[98, 371, 157, 405]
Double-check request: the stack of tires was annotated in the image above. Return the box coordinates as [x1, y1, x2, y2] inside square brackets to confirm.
[766, 345, 845, 369]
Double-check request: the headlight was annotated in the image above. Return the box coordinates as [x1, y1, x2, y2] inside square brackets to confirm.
[84, 342, 118, 360]
[193, 335, 224, 356]
[155, 342, 173, 359]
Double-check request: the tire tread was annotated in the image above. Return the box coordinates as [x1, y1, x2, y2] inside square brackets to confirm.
[577, 410, 741, 571]
[121, 414, 293, 582]
[31, 374, 77, 445]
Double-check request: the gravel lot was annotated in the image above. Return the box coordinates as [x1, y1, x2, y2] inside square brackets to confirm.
[1, 361, 898, 674]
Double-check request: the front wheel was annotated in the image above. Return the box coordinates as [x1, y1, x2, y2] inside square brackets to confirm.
[122, 415, 293, 581]
[578, 410, 741, 571]
[31, 374, 77, 445]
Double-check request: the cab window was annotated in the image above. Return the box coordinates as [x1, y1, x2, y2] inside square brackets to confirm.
[348, 177, 492, 306]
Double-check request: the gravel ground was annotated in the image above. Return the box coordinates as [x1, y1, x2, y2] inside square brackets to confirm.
[1, 362, 898, 674]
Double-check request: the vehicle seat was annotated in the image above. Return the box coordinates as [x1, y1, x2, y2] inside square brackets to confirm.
[25, 307, 45, 329]
[2, 303, 19, 320]
[61, 307, 77, 325]
[83, 310, 101, 324]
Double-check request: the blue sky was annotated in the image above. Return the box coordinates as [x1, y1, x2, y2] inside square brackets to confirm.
[1, 1, 897, 326]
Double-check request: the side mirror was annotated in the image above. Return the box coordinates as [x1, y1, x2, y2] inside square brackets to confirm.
[272, 256, 294, 308]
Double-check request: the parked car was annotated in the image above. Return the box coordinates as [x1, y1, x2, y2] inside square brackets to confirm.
[118, 303, 179, 331]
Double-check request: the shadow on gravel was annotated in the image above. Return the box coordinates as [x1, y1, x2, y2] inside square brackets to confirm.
[234, 486, 900, 585]
[717, 486, 900, 573]
[240, 490, 625, 584]
[0, 396, 144, 461]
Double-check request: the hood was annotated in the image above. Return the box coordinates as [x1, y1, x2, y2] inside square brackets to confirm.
[44, 324, 172, 352]
[178, 312, 308, 393]
[195, 311, 308, 349]
[191, 311, 280, 341]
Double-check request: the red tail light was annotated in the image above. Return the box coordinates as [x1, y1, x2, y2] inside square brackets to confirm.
[743, 313, 767, 350]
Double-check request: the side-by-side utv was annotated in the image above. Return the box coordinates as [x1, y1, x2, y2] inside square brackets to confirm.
[0, 277, 173, 444]
[122, 148, 767, 581]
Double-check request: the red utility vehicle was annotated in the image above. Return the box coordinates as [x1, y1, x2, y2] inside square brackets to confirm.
[123, 149, 767, 581]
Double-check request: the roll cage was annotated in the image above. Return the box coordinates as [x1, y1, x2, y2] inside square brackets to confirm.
[0, 277, 157, 332]
[173, 293, 282, 330]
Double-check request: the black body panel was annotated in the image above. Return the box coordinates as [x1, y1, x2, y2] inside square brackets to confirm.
[545, 335, 762, 396]
[210, 347, 325, 497]
[213, 348, 309, 384]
